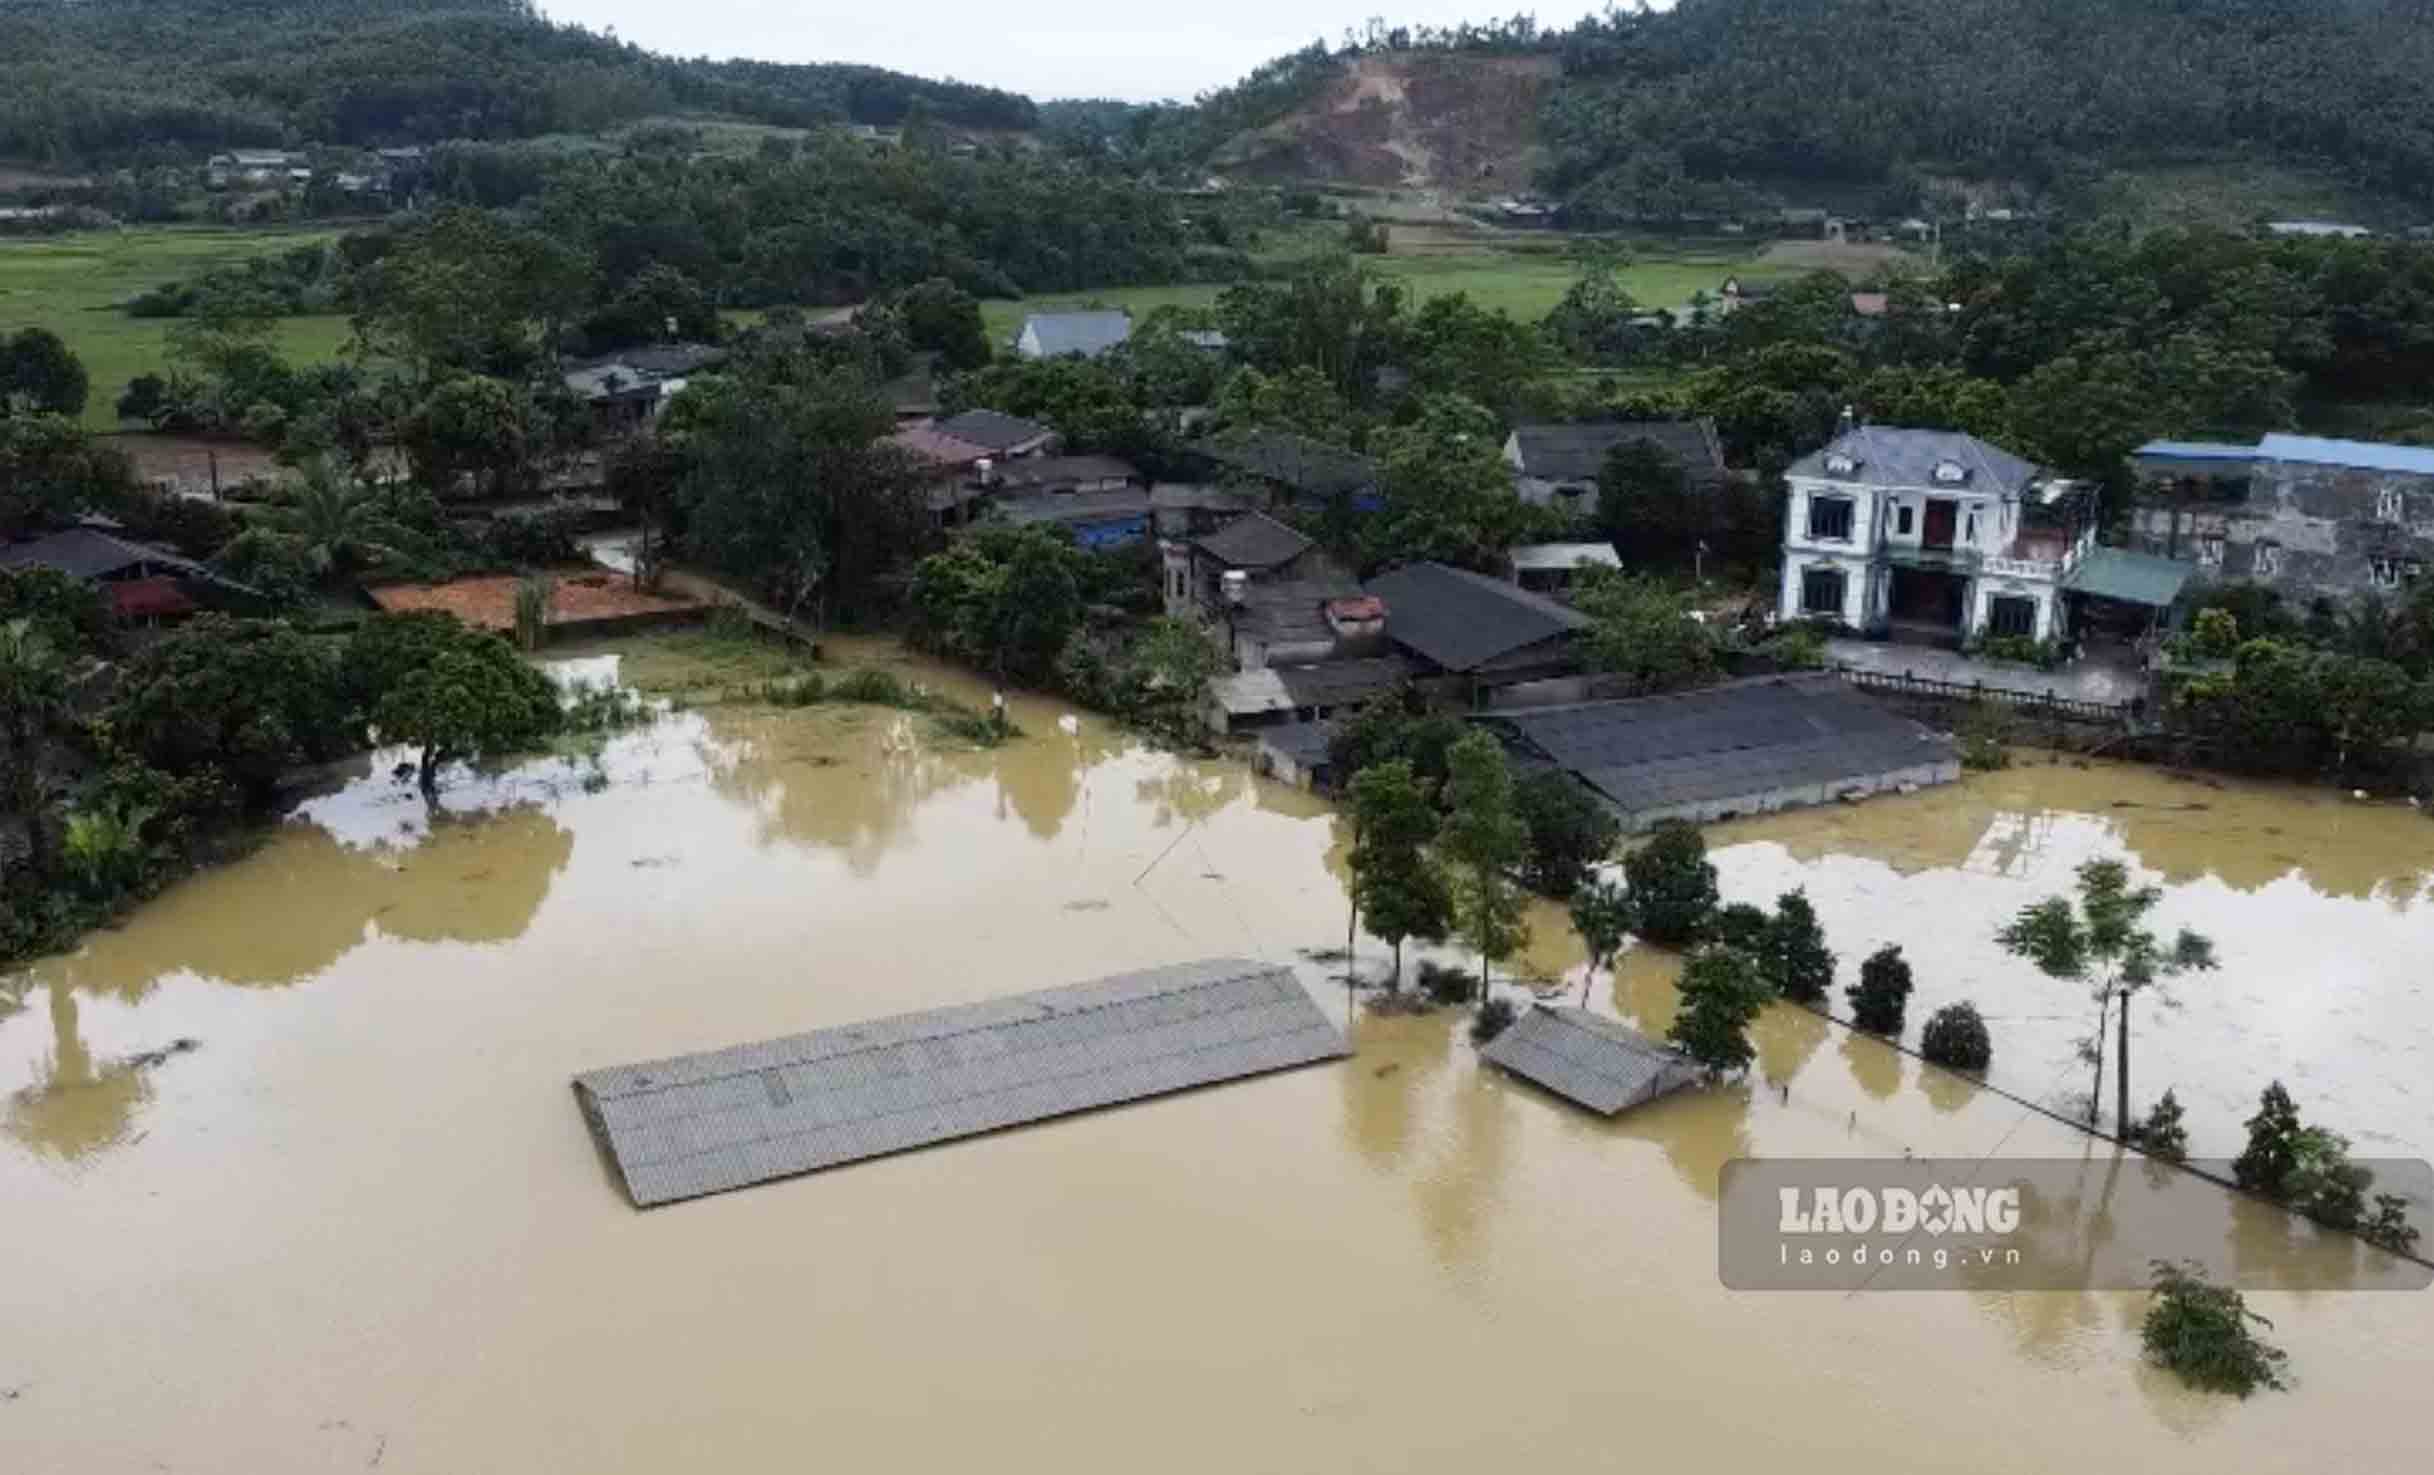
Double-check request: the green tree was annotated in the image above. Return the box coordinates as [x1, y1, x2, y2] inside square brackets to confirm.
[1513, 769, 1620, 899]
[1572, 568, 1717, 695]
[1758, 889, 1835, 1004]
[1621, 819, 1717, 946]
[1125, 616, 1225, 745]
[1668, 946, 1767, 1078]
[257, 460, 419, 578]
[1997, 858, 2217, 1130]
[1567, 875, 1634, 1005]
[1595, 439, 1700, 569]
[894, 277, 991, 371]
[2233, 1082, 2304, 1197]
[1347, 759, 1453, 990]
[0, 414, 130, 538]
[2134, 1089, 2190, 1163]
[675, 363, 931, 628]
[104, 616, 357, 805]
[1439, 732, 1530, 999]
[373, 633, 562, 794]
[0, 618, 67, 872]
[1846, 944, 1914, 1036]
[0, 327, 90, 419]
[2143, 1262, 2288, 1398]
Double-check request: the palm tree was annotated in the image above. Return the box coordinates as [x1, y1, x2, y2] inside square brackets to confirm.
[0, 618, 67, 872]
[257, 459, 416, 578]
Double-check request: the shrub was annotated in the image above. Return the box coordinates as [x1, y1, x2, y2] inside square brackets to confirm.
[830, 667, 908, 705]
[2142, 1261, 2288, 1397]
[2133, 1089, 2190, 1163]
[1622, 819, 1718, 945]
[514, 575, 553, 652]
[1846, 944, 1913, 1035]
[1470, 996, 1518, 1044]
[60, 798, 158, 900]
[1958, 704, 2012, 771]
[485, 506, 585, 567]
[212, 529, 320, 611]
[1920, 1001, 1992, 1071]
[1759, 889, 1835, 1004]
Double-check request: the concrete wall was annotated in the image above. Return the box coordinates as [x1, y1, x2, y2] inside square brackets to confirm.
[1621, 756, 1962, 833]
[2132, 460, 2434, 606]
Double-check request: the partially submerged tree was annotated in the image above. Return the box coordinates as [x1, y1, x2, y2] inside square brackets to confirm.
[2132, 1088, 2191, 1163]
[1347, 759, 1452, 991]
[1513, 768, 1620, 899]
[1920, 1001, 1993, 1071]
[0, 618, 67, 872]
[1567, 876, 1634, 1006]
[2142, 1261, 2288, 1398]
[1847, 944, 1914, 1036]
[1621, 819, 1717, 946]
[1669, 946, 1768, 1078]
[1440, 732, 1530, 1000]
[372, 629, 562, 795]
[1998, 858, 2217, 1129]
[1758, 889, 1835, 1004]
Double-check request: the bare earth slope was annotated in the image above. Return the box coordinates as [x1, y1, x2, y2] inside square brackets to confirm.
[1209, 53, 1554, 194]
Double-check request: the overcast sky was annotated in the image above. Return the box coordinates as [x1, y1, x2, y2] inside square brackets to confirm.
[540, 3, 1615, 104]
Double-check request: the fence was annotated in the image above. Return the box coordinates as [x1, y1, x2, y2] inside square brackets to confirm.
[1831, 664, 2137, 727]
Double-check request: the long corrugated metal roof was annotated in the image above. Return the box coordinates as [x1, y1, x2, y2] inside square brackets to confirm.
[2258, 433, 2434, 477]
[1480, 1006, 1701, 1114]
[573, 959, 1349, 1208]
[1486, 675, 1955, 819]
[2063, 547, 2196, 608]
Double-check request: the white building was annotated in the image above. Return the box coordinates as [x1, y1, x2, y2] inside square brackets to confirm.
[1778, 425, 2096, 645]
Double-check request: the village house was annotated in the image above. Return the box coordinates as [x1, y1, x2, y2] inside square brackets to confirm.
[2130, 434, 2434, 607]
[561, 342, 726, 437]
[1363, 561, 1592, 707]
[931, 409, 1060, 460]
[1779, 424, 2159, 647]
[1506, 541, 1621, 596]
[1502, 420, 1727, 519]
[204, 149, 303, 188]
[0, 524, 253, 624]
[1013, 310, 1133, 361]
[982, 455, 1150, 547]
[1162, 512, 1367, 669]
[1197, 429, 1381, 512]
[890, 409, 1061, 526]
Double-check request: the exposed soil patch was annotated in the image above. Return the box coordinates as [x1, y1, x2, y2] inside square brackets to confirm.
[366, 571, 707, 632]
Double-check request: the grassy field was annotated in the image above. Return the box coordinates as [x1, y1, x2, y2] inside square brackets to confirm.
[978, 241, 1805, 345]
[0, 225, 348, 429]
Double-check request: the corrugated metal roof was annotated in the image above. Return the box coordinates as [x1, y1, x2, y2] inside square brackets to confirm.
[1365, 561, 1591, 673]
[2063, 547, 2197, 608]
[1211, 655, 1412, 717]
[1487, 675, 1956, 819]
[1509, 542, 1622, 573]
[572, 959, 1349, 1208]
[1510, 420, 1726, 485]
[1480, 1006, 1700, 1114]
[1194, 511, 1312, 570]
[935, 409, 1057, 452]
[2134, 439, 2259, 464]
[1016, 312, 1132, 359]
[0, 527, 207, 581]
[2258, 433, 2434, 477]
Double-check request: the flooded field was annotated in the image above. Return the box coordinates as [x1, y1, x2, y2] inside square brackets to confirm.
[3, 638, 2428, 1473]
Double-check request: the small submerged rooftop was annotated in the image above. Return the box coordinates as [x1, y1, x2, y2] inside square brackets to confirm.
[1479, 1006, 1702, 1115]
[572, 958, 1350, 1207]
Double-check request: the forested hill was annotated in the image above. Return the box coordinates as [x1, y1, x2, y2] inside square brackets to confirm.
[1103, 0, 2434, 219]
[0, 0, 1036, 163]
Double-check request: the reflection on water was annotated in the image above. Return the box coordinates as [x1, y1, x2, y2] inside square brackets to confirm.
[2, 642, 2429, 1473]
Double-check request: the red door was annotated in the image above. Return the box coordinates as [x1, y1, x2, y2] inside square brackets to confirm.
[1923, 499, 1958, 550]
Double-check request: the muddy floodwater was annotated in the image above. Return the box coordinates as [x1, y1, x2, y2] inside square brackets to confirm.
[4, 637, 2429, 1473]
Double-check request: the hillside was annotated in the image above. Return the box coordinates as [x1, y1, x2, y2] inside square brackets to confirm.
[0, 0, 1034, 163]
[1175, 1, 2434, 226]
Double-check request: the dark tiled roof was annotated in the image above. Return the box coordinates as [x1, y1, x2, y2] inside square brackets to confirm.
[1201, 430, 1378, 498]
[1480, 1006, 1701, 1114]
[891, 425, 992, 469]
[1786, 425, 2040, 495]
[1510, 421, 1727, 486]
[0, 527, 205, 581]
[1364, 561, 1591, 673]
[1150, 483, 1254, 514]
[1487, 674, 1956, 819]
[1194, 511, 1312, 570]
[571, 958, 1348, 1207]
[935, 408, 1056, 452]
[1236, 577, 1360, 645]
[991, 455, 1139, 492]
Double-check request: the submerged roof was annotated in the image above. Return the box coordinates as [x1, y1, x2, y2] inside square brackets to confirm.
[935, 408, 1055, 452]
[1017, 311, 1132, 358]
[2063, 547, 2197, 608]
[1786, 426, 2041, 496]
[1487, 674, 1955, 820]
[1364, 561, 1591, 673]
[1480, 1006, 1701, 1114]
[1508, 421, 1727, 485]
[573, 958, 1350, 1208]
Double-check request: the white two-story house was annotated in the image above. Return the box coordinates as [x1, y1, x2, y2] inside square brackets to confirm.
[1778, 425, 2096, 645]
